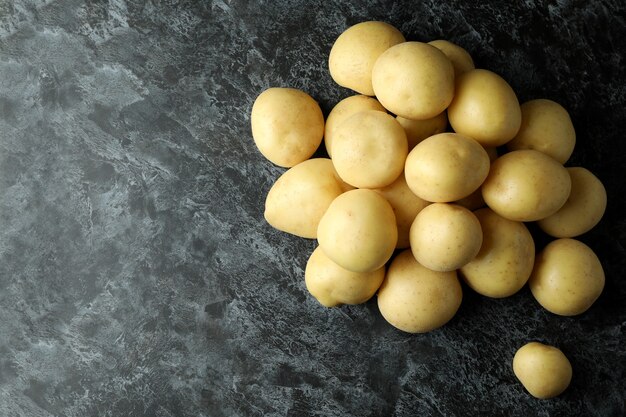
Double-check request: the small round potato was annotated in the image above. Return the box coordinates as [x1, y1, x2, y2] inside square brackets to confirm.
[372, 42, 455, 120]
[529, 238, 605, 316]
[538, 167, 607, 238]
[317, 189, 397, 273]
[396, 111, 448, 150]
[251, 87, 324, 167]
[507, 99, 576, 164]
[375, 174, 430, 249]
[460, 208, 535, 298]
[264, 158, 345, 238]
[482, 150, 572, 222]
[428, 39, 475, 77]
[332, 110, 408, 188]
[329, 21, 405, 96]
[405, 133, 490, 202]
[324, 95, 386, 157]
[447, 69, 522, 147]
[410, 203, 483, 272]
[513, 342, 573, 399]
[377, 250, 462, 333]
[305, 246, 385, 307]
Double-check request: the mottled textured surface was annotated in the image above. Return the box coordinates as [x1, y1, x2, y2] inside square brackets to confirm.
[0, 0, 625, 416]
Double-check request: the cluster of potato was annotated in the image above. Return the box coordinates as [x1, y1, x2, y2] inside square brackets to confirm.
[251, 21, 607, 399]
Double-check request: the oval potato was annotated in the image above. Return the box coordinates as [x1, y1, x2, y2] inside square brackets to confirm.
[513, 342, 573, 399]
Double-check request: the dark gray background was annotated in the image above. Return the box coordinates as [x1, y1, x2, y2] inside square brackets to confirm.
[0, 0, 624, 416]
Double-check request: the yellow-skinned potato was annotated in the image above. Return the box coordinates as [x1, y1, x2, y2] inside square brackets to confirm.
[507, 99, 576, 164]
[513, 342, 572, 399]
[251, 87, 324, 167]
[448, 69, 522, 146]
[375, 174, 430, 249]
[460, 208, 535, 298]
[396, 111, 448, 150]
[317, 189, 397, 273]
[529, 238, 604, 316]
[305, 246, 385, 307]
[329, 21, 405, 96]
[410, 203, 482, 272]
[428, 39, 475, 77]
[454, 147, 498, 210]
[377, 250, 462, 333]
[372, 42, 455, 120]
[264, 158, 346, 239]
[332, 110, 408, 189]
[538, 167, 607, 238]
[324, 95, 386, 157]
[482, 150, 571, 222]
[405, 133, 490, 202]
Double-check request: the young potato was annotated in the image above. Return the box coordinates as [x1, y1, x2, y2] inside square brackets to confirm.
[538, 167, 607, 238]
[427, 39, 475, 77]
[305, 246, 385, 307]
[251, 87, 324, 167]
[372, 42, 455, 120]
[447, 69, 522, 147]
[507, 99, 576, 164]
[317, 189, 397, 273]
[482, 150, 572, 222]
[454, 147, 498, 210]
[460, 208, 535, 298]
[377, 250, 462, 333]
[324, 95, 386, 157]
[374, 174, 430, 249]
[332, 110, 408, 189]
[329, 21, 405, 96]
[396, 111, 448, 150]
[529, 238, 605, 316]
[405, 133, 490, 202]
[513, 342, 572, 399]
[264, 158, 346, 238]
[410, 203, 483, 272]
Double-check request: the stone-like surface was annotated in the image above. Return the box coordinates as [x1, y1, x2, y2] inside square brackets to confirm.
[0, 1, 624, 416]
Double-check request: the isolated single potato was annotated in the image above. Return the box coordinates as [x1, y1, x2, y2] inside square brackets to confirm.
[513, 342, 572, 399]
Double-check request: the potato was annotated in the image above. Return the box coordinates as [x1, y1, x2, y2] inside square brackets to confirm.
[513, 342, 572, 399]
[329, 21, 405, 96]
[410, 203, 482, 272]
[482, 150, 572, 222]
[396, 111, 448, 150]
[405, 132, 490, 202]
[460, 208, 535, 298]
[529, 238, 604, 316]
[324, 95, 386, 157]
[251, 87, 324, 167]
[377, 250, 462, 333]
[447, 69, 522, 146]
[305, 246, 385, 307]
[317, 189, 397, 273]
[375, 174, 430, 249]
[507, 99, 576, 164]
[332, 110, 408, 188]
[427, 39, 475, 77]
[372, 41, 455, 120]
[264, 158, 346, 238]
[454, 147, 498, 210]
[538, 167, 607, 238]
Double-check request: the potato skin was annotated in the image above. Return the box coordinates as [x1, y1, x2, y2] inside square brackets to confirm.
[428, 39, 475, 77]
[538, 167, 607, 238]
[251, 87, 324, 167]
[529, 238, 605, 316]
[482, 150, 572, 222]
[377, 250, 462, 333]
[396, 111, 448, 150]
[305, 246, 385, 307]
[460, 208, 535, 298]
[317, 189, 397, 273]
[513, 342, 572, 399]
[329, 21, 405, 96]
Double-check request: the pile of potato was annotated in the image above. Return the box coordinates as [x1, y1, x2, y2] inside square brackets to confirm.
[250, 21, 606, 399]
